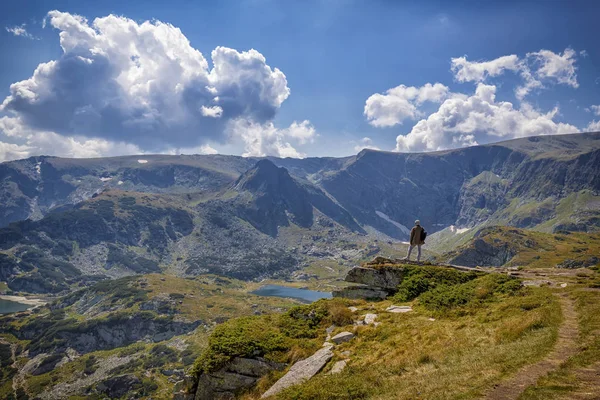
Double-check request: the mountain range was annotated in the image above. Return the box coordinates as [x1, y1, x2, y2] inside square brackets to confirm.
[1, 132, 599, 293]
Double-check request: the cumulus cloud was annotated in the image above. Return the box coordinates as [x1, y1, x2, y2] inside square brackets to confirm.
[451, 55, 520, 83]
[395, 84, 579, 152]
[364, 83, 449, 127]
[5, 24, 37, 39]
[353, 137, 380, 152]
[450, 48, 580, 100]
[0, 11, 303, 158]
[586, 120, 600, 132]
[0, 116, 143, 162]
[0, 142, 33, 162]
[227, 119, 316, 158]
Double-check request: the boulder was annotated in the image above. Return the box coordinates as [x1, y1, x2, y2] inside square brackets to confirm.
[331, 332, 354, 344]
[261, 344, 334, 398]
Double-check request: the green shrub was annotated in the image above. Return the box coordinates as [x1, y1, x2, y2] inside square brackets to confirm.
[419, 283, 474, 312]
[418, 274, 522, 313]
[194, 315, 288, 374]
[392, 266, 480, 302]
[278, 302, 328, 339]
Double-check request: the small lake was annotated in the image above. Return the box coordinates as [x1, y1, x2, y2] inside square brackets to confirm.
[251, 285, 332, 303]
[0, 298, 32, 314]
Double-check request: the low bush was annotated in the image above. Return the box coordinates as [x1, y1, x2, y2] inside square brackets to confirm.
[194, 315, 288, 374]
[194, 299, 350, 375]
[418, 274, 523, 313]
[391, 266, 480, 302]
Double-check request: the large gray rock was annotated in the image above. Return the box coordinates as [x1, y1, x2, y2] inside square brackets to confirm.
[344, 266, 408, 289]
[261, 344, 334, 398]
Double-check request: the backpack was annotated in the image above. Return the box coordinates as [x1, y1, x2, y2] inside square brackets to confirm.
[420, 228, 427, 242]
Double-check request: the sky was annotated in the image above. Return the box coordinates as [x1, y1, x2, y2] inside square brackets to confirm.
[1, 0, 599, 161]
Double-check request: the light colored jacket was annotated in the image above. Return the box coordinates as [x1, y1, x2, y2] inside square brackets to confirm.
[410, 225, 424, 246]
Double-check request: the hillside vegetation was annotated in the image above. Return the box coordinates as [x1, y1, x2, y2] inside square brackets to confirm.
[443, 226, 600, 268]
[191, 266, 562, 399]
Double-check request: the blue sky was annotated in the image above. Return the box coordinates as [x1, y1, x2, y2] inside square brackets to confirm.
[1, 0, 599, 160]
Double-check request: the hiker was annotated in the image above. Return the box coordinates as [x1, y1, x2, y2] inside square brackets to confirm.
[406, 220, 426, 262]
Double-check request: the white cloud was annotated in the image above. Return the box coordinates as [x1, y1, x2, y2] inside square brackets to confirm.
[450, 48, 580, 100]
[198, 144, 219, 155]
[589, 105, 600, 116]
[451, 54, 520, 83]
[0, 141, 33, 162]
[200, 105, 223, 118]
[395, 83, 579, 152]
[586, 120, 600, 132]
[353, 137, 380, 152]
[227, 119, 316, 158]
[1, 11, 291, 153]
[528, 48, 578, 88]
[5, 24, 37, 40]
[364, 83, 449, 127]
[0, 115, 142, 161]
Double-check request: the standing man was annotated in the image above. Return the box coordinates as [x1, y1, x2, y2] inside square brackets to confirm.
[406, 220, 425, 262]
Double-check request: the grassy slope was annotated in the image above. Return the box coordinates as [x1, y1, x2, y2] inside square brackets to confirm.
[442, 226, 600, 268]
[190, 266, 562, 400]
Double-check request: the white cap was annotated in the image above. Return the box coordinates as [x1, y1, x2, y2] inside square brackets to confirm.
[415, 220, 420, 225]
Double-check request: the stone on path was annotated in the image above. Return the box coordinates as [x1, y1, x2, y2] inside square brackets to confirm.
[363, 313, 377, 325]
[328, 360, 347, 374]
[386, 305, 412, 313]
[560, 283, 568, 288]
[331, 331, 355, 344]
[261, 344, 333, 398]
[348, 306, 358, 312]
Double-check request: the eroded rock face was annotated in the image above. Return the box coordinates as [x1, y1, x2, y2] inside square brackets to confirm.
[333, 264, 407, 300]
[344, 266, 408, 289]
[195, 357, 286, 400]
[16, 313, 202, 356]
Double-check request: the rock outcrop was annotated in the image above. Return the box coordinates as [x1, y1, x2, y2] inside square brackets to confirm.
[333, 263, 408, 300]
[195, 357, 286, 400]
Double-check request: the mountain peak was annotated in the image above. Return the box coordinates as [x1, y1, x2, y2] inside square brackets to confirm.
[234, 159, 293, 193]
